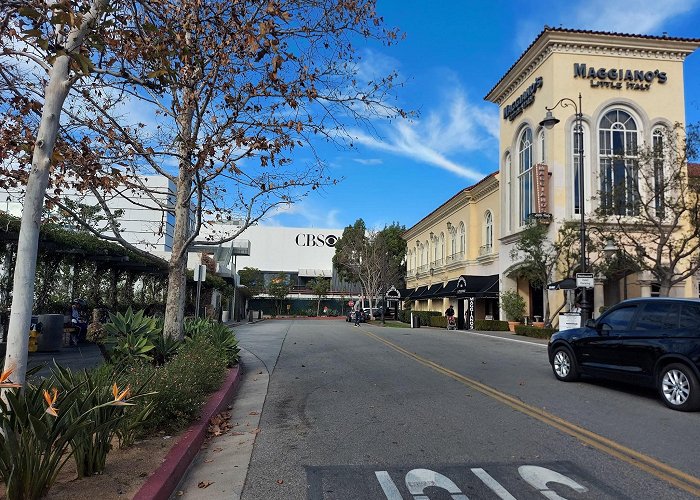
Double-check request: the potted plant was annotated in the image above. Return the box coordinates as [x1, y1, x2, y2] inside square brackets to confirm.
[500, 290, 526, 332]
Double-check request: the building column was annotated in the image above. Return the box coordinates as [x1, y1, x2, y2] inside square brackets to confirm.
[593, 276, 606, 319]
[427, 298, 434, 312]
[639, 281, 652, 297]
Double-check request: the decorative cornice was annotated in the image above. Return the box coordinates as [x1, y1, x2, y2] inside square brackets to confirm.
[485, 28, 700, 105]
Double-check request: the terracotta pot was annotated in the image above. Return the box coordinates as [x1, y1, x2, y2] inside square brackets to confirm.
[508, 321, 519, 332]
[533, 321, 545, 328]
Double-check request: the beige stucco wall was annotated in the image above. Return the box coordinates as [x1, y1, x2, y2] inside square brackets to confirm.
[403, 174, 500, 314]
[488, 30, 699, 320]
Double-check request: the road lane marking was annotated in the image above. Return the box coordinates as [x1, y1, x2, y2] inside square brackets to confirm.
[470, 468, 517, 500]
[466, 330, 548, 347]
[361, 329, 700, 497]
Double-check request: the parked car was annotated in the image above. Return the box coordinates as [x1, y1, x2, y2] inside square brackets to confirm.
[346, 309, 367, 323]
[548, 298, 700, 411]
[366, 306, 394, 319]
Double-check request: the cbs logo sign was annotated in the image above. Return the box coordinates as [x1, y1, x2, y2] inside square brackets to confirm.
[295, 234, 338, 247]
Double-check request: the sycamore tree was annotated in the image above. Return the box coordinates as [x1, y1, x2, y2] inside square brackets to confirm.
[0, 0, 156, 385]
[2, 0, 406, 362]
[592, 123, 700, 296]
[333, 220, 406, 311]
[54, 0, 404, 340]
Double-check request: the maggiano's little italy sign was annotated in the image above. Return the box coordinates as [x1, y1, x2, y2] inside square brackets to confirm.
[573, 63, 668, 91]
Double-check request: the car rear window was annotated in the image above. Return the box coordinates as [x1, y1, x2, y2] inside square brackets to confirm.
[680, 303, 700, 330]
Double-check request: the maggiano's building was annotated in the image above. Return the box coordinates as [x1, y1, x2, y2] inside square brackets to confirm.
[486, 27, 700, 322]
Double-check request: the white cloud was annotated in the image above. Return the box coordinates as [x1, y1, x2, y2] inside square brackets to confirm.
[513, 0, 698, 56]
[349, 85, 498, 181]
[572, 0, 697, 33]
[261, 200, 341, 228]
[353, 158, 383, 165]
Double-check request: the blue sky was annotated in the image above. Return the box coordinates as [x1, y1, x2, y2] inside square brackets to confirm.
[263, 0, 700, 231]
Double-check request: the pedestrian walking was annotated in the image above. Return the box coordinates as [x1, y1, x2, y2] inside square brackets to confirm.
[445, 304, 456, 330]
[353, 300, 361, 326]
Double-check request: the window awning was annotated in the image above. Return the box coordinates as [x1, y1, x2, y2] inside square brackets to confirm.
[412, 284, 442, 299]
[547, 277, 576, 290]
[437, 274, 499, 298]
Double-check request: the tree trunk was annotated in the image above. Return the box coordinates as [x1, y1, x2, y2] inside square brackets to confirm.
[3, 55, 72, 387]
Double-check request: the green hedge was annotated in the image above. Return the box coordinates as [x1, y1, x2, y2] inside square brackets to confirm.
[474, 320, 510, 331]
[431, 316, 447, 328]
[514, 324, 556, 339]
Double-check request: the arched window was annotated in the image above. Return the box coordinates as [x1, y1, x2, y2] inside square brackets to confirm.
[459, 222, 466, 257]
[450, 227, 457, 257]
[518, 128, 534, 224]
[424, 241, 429, 267]
[439, 232, 445, 264]
[599, 109, 639, 216]
[433, 236, 438, 263]
[652, 127, 665, 217]
[572, 122, 589, 215]
[484, 211, 493, 251]
[505, 153, 512, 232]
[538, 129, 545, 163]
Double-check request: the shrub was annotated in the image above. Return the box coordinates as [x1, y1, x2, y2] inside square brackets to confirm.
[431, 316, 447, 328]
[124, 335, 229, 433]
[474, 320, 510, 331]
[398, 309, 411, 324]
[416, 311, 441, 326]
[500, 290, 526, 322]
[514, 324, 557, 339]
[186, 319, 240, 367]
[149, 332, 182, 366]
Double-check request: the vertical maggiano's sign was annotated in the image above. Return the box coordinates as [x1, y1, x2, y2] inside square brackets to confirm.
[573, 63, 667, 91]
[503, 76, 543, 121]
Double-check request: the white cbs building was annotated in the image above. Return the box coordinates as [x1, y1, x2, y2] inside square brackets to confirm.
[198, 223, 357, 297]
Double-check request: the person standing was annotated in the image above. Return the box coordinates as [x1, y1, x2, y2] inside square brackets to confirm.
[353, 300, 361, 327]
[70, 301, 87, 346]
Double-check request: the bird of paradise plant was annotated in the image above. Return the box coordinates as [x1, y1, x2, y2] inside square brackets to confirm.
[0, 362, 152, 498]
[50, 363, 154, 478]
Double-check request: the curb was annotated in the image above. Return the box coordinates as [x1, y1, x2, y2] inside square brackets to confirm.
[133, 364, 242, 500]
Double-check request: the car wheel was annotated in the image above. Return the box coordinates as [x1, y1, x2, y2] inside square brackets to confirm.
[658, 363, 700, 411]
[551, 345, 578, 382]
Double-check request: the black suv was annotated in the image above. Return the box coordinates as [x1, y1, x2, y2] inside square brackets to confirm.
[548, 298, 700, 411]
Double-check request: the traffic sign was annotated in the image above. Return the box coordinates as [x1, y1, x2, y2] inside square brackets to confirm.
[576, 273, 594, 288]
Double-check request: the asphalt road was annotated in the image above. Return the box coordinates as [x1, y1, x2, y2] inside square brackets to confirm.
[235, 319, 700, 500]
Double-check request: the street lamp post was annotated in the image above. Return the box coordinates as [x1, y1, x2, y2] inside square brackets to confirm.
[540, 93, 592, 323]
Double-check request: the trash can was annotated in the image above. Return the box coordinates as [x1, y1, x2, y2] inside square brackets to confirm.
[222, 310, 230, 322]
[36, 314, 64, 352]
[411, 313, 420, 328]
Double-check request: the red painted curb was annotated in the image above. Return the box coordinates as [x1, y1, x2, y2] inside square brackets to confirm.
[133, 364, 242, 500]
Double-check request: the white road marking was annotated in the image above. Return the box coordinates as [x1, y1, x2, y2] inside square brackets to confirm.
[405, 469, 469, 499]
[375, 471, 403, 500]
[470, 468, 517, 500]
[518, 465, 588, 499]
[467, 331, 549, 348]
